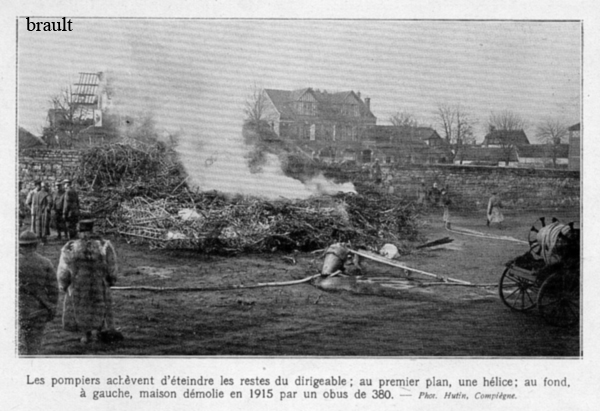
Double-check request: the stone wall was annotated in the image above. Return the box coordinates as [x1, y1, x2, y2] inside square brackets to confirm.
[18, 149, 82, 186]
[385, 164, 580, 211]
[18, 149, 580, 212]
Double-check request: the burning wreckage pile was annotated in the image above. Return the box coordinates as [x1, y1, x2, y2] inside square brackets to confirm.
[78, 143, 422, 253]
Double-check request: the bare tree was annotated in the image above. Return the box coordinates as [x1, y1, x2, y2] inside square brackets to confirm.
[487, 110, 526, 165]
[244, 85, 274, 125]
[44, 86, 94, 147]
[436, 103, 456, 145]
[488, 110, 526, 132]
[243, 85, 278, 145]
[390, 111, 419, 128]
[435, 103, 475, 162]
[536, 118, 568, 168]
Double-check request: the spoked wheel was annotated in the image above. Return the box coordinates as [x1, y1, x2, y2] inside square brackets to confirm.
[499, 266, 539, 311]
[537, 272, 580, 327]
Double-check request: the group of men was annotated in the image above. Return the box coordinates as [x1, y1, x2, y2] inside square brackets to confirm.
[20, 179, 80, 243]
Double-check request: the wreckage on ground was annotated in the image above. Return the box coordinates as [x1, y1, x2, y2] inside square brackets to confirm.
[77, 143, 422, 254]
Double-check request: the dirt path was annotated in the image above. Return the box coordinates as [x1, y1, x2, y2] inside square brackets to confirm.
[34, 210, 580, 356]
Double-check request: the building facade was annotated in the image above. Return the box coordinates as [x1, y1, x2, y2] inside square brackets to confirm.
[568, 123, 580, 171]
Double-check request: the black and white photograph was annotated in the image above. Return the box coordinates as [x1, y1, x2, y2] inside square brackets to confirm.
[14, 17, 582, 357]
[2, 1, 599, 409]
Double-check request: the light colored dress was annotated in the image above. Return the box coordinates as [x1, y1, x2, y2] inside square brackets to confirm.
[487, 195, 504, 224]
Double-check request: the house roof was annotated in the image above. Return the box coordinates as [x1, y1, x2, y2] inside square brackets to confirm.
[366, 126, 428, 150]
[19, 127, 46, 150]
[263, 89, 297, 120]
[263, 88, 376, 121]
[568, 123, 580, 132]
[403, 126, 443, 142]
[517, 144, 569, 159]
[483, 129, 530, 146]
[455, 146, 518, 163]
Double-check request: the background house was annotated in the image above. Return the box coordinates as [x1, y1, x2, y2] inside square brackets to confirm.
[568, 123, 580, 171]
[365, 126, 453, 164]
[19, 127, 46, 150]
[263, 88, 376, 141]
[516, 144, 569, 168]
[482, 129, 530, 147]
[454, 146, 519, 167]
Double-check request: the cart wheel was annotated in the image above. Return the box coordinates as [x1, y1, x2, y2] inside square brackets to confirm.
[537, 272, 580, 327]
[498, 266, 538, 311]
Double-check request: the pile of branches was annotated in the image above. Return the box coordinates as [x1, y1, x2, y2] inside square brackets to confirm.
[77, 143, 422, 253]
[77, 142, 187, 229]
[79, 142, 184, 192]
[114, 191, 421, 253]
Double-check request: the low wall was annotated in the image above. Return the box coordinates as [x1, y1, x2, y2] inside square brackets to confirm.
[385, 164, 580, 211]
[18, 149, 82, 186]
[18, 149, 580, 212]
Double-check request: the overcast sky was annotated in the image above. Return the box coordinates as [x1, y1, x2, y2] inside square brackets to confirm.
[18, 19, 581, 142]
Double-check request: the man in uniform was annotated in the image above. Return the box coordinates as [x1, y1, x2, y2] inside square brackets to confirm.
[26, 180, 41, 232]
[18, 231, 58, 355]
[52, 181, 67, 240]
[32, 182, 52, 244]
[62, 179, 80, 240]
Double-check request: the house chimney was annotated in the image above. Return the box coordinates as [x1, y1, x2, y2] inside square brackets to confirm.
[365, 97, 371, 111]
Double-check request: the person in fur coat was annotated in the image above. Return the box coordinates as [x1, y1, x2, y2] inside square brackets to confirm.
[56, 228, 119, 344]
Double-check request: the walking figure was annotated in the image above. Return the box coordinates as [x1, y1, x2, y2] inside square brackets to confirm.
[487, 192, 504, 228]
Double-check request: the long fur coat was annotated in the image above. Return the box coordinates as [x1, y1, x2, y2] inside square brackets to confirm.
[57, 238, 117, 334]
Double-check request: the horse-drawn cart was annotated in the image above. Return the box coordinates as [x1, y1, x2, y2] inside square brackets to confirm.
[499, 217, 580, 327]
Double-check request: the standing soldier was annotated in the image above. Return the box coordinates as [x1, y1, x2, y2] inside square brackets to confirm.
[33, 182, 52, 244]
[18, 181, 28, 229]
[62, 179, 80, 240]
[18, 231, 58, 355]
[52, 181, 67, 240]
[26, 180, 41, 232]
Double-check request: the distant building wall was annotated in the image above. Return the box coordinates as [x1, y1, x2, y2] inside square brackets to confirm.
[19, 149, 82, 186]
[568, 129, 581, 171]
[385, 164, 580, 211]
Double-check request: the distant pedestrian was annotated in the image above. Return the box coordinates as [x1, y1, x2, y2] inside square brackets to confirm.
[441, 189, 452, 228]
[18, 231, 58, 355]
[52, 181, 67, 240]
[487, 192, 504, 228]
[428, 182, 441, 206]
[371, 159, 382, 184]
[62, 179, 80, 239]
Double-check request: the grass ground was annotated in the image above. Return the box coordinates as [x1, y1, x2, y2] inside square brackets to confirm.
[27, 208, 581, 357]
